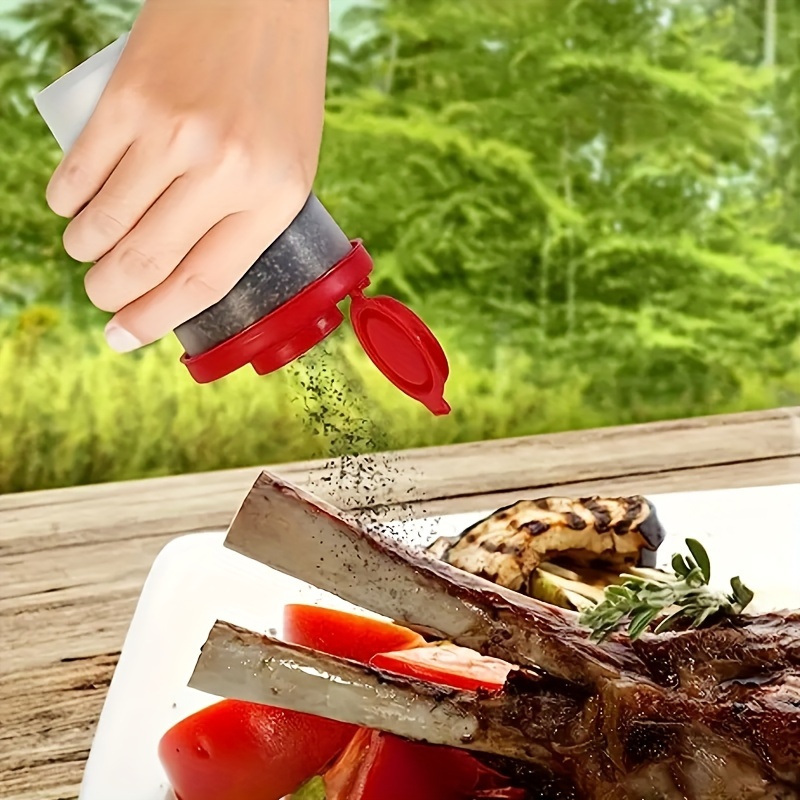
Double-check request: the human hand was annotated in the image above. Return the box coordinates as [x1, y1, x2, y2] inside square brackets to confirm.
[46, 0, 329, 352]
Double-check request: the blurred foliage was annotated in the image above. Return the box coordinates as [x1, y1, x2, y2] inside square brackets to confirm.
[5, 317, 799, 495]
[1, 0, 799, 493]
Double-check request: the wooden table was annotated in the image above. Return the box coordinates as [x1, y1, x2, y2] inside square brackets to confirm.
[2, 406, 800, 800]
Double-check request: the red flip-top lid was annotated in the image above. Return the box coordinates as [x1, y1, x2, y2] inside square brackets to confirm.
[350, 292, 450, 415]
[181, 241, 451, 415]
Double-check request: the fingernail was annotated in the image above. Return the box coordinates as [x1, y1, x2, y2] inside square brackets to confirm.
[104, 323, 142, 353]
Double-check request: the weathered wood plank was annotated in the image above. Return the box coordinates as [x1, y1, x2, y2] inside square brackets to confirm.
[4, 406, 799, 549]
[2, 407, 799, 799]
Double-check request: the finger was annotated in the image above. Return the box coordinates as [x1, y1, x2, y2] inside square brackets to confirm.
[63, 137, 184, 263]
[84, 173, 223, 313]
[46, 108, 132, 219]
[105, 210, 278, 351]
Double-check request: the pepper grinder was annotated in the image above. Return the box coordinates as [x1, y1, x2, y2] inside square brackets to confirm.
[35, 35, 451, 415]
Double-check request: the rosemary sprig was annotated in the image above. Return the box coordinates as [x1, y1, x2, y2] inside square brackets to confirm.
[579, 538, 755, 641]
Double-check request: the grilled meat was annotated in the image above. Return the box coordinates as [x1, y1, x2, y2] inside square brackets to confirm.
[193, 472, 800, 799]
[427, 496, 666, 603]
[221, 471, 636, 683]
[192, 620, 800, 799]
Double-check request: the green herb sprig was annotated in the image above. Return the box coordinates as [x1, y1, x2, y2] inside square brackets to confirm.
[579, 538, 755, 641]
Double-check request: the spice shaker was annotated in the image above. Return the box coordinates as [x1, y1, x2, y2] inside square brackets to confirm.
[35, 36, 451, 415]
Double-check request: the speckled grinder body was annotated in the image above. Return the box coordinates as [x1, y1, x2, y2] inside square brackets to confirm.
[175, 194, 353, 356]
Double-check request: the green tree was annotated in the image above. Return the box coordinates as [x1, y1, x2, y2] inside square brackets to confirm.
[318, 0, 800, 409]
[10, 0, 135, 77]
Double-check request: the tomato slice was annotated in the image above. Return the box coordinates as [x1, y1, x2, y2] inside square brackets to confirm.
[370, 644, 512, 691]
[283, 604, 425, 663]
[324, 729, 520, 800]
[158, 699, 356, 800]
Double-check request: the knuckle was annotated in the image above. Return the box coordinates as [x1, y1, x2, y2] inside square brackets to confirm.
[165, 114, 198, 149]
[63, 209, 127, 261]
[218, 137, 254, 175]
[93, 209, 127, 238]
[166, 112, 217, 157]
[181, 270, 227, 307]
[84, 245, 169, 313]
[164, 114, 254, 177]
[117, 246, 165, 281]
[47, 161, 90, 216]
[111, 84, 147, 117]
[84, 268, 122, 313]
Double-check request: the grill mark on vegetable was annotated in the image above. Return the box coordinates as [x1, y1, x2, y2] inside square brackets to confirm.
[429, 496, 667, 601]
[583, 498, 612, 533]
[566, 513, 586, 531]
[523, 520, 551, 536]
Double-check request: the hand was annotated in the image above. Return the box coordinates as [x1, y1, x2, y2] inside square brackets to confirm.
[46, 0, 329, 352]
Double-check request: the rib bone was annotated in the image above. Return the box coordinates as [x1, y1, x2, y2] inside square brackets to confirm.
[189, 621, 800, 798]
[223, 471, 640, 683]
[188, 620, 558, 767]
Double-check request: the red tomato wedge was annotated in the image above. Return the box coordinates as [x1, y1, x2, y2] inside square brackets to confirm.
[283, 603, 425, 663]
[324, 728, 520, 800]
[158, 699, 356, 800]
[371, 643, 513, 691]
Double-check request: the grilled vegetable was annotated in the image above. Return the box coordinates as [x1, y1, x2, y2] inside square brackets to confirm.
[427, 495, 666, 610]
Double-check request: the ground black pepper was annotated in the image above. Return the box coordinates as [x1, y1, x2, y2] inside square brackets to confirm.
[288, 334, 424, 533]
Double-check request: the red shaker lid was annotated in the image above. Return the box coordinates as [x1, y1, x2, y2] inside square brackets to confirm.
[181, 242, 372, 382]
[181, 240, 451, 414]
[350, 292, 451, 416]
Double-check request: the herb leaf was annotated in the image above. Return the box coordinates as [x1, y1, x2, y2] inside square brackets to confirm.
[579, 538, 754, 641]
[671, 553, 690, 578]
[686, 538, 712, 583]
[730, 576, 755, 610]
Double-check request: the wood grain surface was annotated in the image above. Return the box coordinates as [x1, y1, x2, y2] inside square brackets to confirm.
[2, 407, 800, 799]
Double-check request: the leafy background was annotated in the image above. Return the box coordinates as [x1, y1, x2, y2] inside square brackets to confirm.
[1, 0, 798, 494]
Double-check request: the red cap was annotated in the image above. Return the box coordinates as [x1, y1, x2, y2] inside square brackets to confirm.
[350, 292, 450, 415]
[181, 241, 450, 415]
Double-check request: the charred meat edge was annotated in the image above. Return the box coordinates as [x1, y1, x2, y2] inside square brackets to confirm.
[190, 625, 800, 795]
[213, 472, 800, 684]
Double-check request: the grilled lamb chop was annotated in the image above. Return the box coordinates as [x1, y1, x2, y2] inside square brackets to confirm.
[192, 620, 800, 798]
[191, 472, 800, 799]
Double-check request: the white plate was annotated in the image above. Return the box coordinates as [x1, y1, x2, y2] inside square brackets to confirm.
[79, 485, 800, 800]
